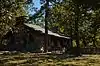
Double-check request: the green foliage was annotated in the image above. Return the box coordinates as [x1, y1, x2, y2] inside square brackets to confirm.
[0, 0, 27, 44]
[47, 0, 100, 48]
[23, 0, 100, 49]
[48, 1, 75, 35]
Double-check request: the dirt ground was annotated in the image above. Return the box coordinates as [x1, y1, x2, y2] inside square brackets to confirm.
[0, 52, 100, 66]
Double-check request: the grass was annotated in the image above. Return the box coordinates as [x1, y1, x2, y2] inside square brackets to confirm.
[0, 52, 100, 66]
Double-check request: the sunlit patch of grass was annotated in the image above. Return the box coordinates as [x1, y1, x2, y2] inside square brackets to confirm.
[1, 53, 100, 66]
[5, 60, 28, 64]
[56, 62, 63, 65]
[46, 63, 55, 66]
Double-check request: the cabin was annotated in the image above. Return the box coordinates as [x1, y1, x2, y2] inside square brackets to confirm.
[1, 17, 72, 52]
[24, 23, 72, 52]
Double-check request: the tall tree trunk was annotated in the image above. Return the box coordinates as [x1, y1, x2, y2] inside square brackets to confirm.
[93, 27, 97, 48]
[93, 33, 96, 48]
[82, 38, 87, 47]
[75, 4, 80, 56]
[70, 21, 73, 49]
[44, 0, 49, 52]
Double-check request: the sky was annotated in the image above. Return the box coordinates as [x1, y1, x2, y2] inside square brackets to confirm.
[29, 0, 41, 15]
[33, 0, 41, 9]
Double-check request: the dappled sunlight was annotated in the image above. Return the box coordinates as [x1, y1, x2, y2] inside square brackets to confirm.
[0, 52, 100, 66]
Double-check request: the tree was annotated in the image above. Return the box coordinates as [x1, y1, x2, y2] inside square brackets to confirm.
[0, 0, 27, 44]
[26, 0, 100, 54]
[48, 0, 100, 54]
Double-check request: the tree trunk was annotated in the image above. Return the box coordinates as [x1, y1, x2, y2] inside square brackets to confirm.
[44, 0, 49, 52]
[92, 27, 97, 48]
[75, 4, 81, 56]
[93, 34, 96, 48]
[70, 21, 73, 50]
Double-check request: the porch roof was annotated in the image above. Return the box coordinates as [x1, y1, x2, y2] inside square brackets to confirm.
[24, 23, 71, 39]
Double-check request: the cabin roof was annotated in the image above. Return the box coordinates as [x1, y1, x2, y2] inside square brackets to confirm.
[24, 23, 71, 39]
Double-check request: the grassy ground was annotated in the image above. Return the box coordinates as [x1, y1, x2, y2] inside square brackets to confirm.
[0, 52, 100, 66]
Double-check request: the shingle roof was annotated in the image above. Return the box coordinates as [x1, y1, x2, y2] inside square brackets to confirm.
[24, 23, 71, 39]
